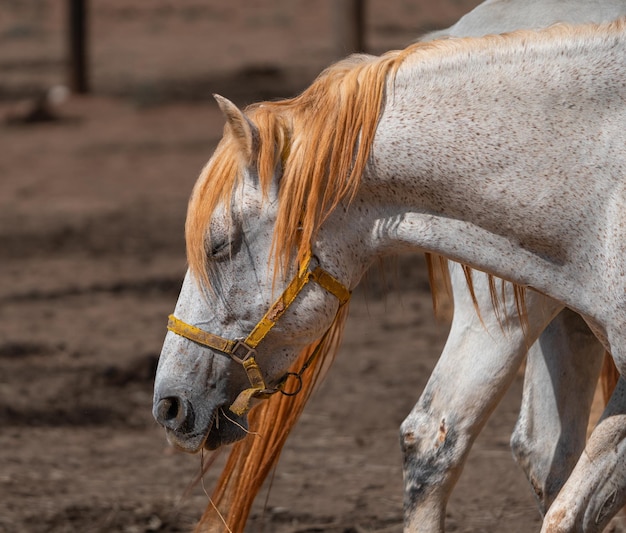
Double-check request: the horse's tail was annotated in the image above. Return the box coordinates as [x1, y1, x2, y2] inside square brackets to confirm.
[601, 351, 620, 405]
[194, 305, 349, 533]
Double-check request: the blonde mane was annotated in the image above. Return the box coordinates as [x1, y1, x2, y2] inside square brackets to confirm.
[186, 18, 626, 287]
[185, 45, 423, 284]
[197, 304, 349, 533]
[183, 19, 625, 532]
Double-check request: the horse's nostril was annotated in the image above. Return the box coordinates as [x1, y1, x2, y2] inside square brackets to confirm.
[155, 396, 194, 432]
[160, 397, 179, 421]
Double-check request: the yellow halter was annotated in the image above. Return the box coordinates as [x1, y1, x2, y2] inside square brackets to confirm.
[166, 252, 351, 416]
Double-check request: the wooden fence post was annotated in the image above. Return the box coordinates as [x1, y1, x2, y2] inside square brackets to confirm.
[67, 0, 89, 94]
[333, 0, 366, 57]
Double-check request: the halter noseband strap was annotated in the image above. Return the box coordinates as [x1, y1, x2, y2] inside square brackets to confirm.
[166, 252, 350, 416]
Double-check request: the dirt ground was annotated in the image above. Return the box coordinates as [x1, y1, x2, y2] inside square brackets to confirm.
[0, 1, 557, 531]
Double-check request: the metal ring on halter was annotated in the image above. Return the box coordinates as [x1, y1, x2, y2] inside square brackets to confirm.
[277, 372, 303, 396]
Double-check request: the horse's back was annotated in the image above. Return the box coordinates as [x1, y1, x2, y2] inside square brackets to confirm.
[422, 0, 626, 41]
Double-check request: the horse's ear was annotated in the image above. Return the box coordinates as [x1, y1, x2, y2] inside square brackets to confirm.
[214, 94, 258, 161]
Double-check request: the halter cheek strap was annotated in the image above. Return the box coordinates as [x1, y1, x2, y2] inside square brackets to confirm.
[166, 252, 351, 416]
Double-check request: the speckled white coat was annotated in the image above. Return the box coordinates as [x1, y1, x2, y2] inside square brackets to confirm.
[362, 29, 626, 532]
[154, 16, 626, 533]
[405, 2, 626, 530]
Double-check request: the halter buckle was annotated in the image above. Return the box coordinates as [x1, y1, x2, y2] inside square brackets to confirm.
[231, 340, 257, 364]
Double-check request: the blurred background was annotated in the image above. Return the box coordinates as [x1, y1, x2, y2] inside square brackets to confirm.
[1, 0, 482, 103]
[1, 2, 546, 532]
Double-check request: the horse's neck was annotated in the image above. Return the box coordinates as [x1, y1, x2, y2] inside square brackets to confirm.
[352, 33, 626, 315]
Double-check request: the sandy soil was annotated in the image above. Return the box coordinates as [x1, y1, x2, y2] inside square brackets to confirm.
[0, 1, 554, 531]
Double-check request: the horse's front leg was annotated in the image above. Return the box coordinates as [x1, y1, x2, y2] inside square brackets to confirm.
[400, 334, 523, 532]
[401, 263, 559, 532]
[511, 308, 604, 513]
[541, 377, 626, 533]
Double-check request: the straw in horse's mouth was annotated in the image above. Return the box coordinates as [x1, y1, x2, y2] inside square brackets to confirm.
[199, 409, 219, 450]
[201, 407, 252, 450]
[220, 407, 261, 438]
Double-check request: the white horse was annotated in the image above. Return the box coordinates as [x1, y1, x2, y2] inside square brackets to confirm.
[412, 0, 626, 525]
[154, 20, 626, 533]
[180, 3, 626, 532]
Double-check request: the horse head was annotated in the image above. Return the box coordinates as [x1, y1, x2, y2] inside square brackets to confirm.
[152, 96, 350, 452]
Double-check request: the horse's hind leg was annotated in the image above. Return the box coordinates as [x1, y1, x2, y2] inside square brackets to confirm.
[541, 376, 626, 533]
[401, 263, 560, 532]
[511, 308, 604, 513]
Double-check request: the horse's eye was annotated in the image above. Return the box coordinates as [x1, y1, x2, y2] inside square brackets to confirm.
[206, 237, 230, 260]
[206, 211, 242, 261]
